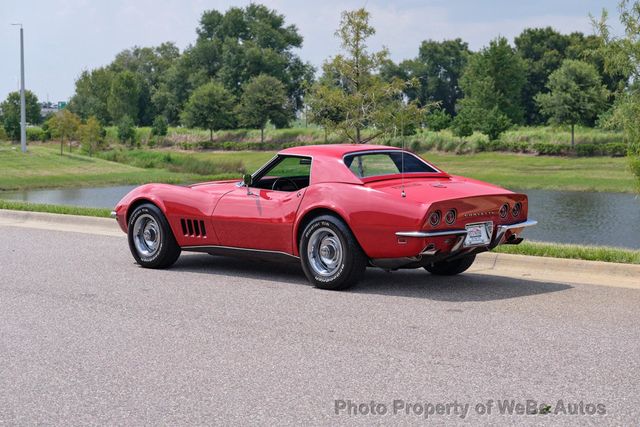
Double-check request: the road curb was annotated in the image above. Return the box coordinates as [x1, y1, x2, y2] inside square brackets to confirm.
[0, 209, 122, 237]
[474, 252, 640, 289]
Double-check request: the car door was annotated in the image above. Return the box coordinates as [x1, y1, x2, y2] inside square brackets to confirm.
[212, 155, 311, 254]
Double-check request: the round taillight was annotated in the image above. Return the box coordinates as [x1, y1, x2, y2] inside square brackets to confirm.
[499, 204, 509, 218]
[445, 209, 456, 225]
[512, 202, 522, 217]
[429, 210, 441, 227]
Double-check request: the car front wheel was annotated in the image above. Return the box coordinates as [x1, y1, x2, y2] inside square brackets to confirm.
[128, 203, 181, 269]
[300, 215, 366, 290]
[424, 254, 476, 276]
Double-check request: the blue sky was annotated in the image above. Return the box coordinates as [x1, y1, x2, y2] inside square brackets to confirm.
[0, 0, 622, 103]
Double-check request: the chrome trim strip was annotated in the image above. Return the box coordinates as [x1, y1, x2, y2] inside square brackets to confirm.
[395, 219, 537, 239]
[396, 230, 468, 238]
[489, 219, 538, 249]
[497, 219, 538, 231]
[182, 244, 300, 259]
[342, 149, 443, 174]
[239, 153, 314, 192]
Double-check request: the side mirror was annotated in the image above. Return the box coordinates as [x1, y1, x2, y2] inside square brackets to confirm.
[242, 173, 253, 187]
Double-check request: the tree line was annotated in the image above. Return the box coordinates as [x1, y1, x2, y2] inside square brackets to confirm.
[0, 3, 636, 150]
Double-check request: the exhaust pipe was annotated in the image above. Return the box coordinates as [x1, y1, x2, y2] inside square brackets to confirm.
[506, 234, 524, 245]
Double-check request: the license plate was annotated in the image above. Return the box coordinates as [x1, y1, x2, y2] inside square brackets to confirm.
[463, 222, 493, 247]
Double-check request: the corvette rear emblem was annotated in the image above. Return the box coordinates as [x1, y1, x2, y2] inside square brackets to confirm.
[463, 211, 496, 217]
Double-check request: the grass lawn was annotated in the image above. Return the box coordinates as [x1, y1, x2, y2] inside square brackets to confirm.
[0, 199, 112, 217]
[0, 142, 223, 191]
[422, 152, 637, 193]
[495, 241, 640, 264]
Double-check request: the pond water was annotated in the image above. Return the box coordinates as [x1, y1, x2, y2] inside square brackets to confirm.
[1, 185, 639, 249]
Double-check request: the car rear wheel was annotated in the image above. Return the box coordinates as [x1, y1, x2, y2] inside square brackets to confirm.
[424, 254, 476, 276]
[128, 203, 181, 269]
[300, 215, 366, 290]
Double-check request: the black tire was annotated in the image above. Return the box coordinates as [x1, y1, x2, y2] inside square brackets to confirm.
[424, 254, 476, 276]
[300, 215, 367, 290]
[127, 203, 181, 269]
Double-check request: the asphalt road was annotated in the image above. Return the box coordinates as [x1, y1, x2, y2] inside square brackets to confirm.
[1, 225, 639, 425]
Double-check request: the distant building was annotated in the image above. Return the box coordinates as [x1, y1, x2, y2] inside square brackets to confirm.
[40, 101, 67, 119]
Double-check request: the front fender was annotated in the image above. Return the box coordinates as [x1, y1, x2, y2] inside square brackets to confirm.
[113, 184, 219, 247]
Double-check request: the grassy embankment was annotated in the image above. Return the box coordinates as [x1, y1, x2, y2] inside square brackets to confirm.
[0, 142, 237, 191]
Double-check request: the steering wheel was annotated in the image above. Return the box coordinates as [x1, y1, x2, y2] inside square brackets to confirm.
[271, 177, 299, 191]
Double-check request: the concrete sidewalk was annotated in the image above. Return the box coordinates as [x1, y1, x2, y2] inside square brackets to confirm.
[1, 208, 638, 289]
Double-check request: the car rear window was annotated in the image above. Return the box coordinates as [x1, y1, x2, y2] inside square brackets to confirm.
[343, 151, 438, 178]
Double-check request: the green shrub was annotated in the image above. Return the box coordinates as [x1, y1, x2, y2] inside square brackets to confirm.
[26, 126, 45, 141]
[0, 125, 6, 141]
[151, 116, 168, 137]
[603, 143, 627, 157]
[117, 115, 136, 146]
[97, 149, 245, 176]
[533, 142, 571, 155]
[425, 109, 452, 131]
[575, 144, 598, 157]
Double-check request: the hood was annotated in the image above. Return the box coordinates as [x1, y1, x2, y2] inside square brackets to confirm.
[189, 179, 239, 196]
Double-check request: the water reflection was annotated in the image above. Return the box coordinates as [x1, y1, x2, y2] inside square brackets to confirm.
[522, 189, 640, 249]
[0, 185, 639, 249]
[1, 185, 136, 209]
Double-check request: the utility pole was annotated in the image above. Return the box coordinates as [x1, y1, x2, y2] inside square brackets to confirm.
[12, 23, 27, 153]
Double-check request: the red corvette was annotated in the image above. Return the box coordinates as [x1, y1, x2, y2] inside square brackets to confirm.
[112, 144, 536, 290]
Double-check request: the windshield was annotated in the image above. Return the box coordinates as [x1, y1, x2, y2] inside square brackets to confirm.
[343, 151, 438, 178]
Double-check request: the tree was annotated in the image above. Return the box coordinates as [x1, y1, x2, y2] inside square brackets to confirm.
[382, 39, 470, 116]
[181, 82, 236, 140]
[47, 110, 81, 155]
[536, 60, 608, 146]
[79, 116, 104, 157]
[109, 42, 181, 125]
[425, 108, 452, 131]
[188, 5, 314, 110]
[0, 91, 41, 140]
[308, 8, 424, 144]
[237, 74, 292, 142]
[593, 1, 640, 184]
[68, 67, 114, 123]
[460, 37, 526, 124]
[107, 71, 141, 124]
[515, 27, 572, 125]
[454, 37, 526, 140]
[117, 115, 136, 146]
[151, 115, 168, 137]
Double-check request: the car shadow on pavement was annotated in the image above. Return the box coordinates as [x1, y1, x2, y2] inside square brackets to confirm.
[172, 254, 572, 302]
[353, 270, 572, 302]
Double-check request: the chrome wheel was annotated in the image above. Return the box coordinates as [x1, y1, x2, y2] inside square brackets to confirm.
[307, 227, 343, 277]
[132, 213, 161, 257]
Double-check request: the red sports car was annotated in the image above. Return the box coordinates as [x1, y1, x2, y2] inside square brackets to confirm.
[112, 144, 536, 290]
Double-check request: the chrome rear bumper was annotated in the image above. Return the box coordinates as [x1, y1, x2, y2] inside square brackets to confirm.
[396, 219, 537, 249]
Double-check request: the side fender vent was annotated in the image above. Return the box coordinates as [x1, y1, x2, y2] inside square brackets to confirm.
[180, 218, 207, 238]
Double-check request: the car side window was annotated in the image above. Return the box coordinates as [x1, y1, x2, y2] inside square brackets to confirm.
[254, 156, 312, 192]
